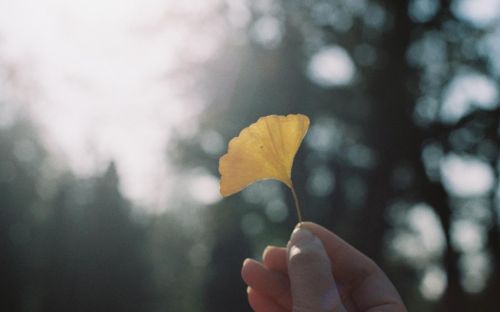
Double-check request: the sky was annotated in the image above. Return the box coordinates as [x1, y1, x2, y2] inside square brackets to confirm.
[0, 0, 228, 211]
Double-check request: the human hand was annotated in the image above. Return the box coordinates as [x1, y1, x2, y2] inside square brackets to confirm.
[241, 222, 407, 312]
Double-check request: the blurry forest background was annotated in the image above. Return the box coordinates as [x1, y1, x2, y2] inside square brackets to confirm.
[1, 0, 500, 311]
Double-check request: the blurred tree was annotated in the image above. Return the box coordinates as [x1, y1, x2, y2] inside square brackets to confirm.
[69, 163, 152, 312]
[0, 120, 47, 311]
[41, 177, 79, 312]
[172, 0, 500, 311]
[204, 200, 253, 312]
[148, 211, 208, 312]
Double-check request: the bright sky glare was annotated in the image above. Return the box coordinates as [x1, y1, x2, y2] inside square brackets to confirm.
[389, 203, 446, 269]
[0, 0, 228, 211]
[440, 154, 495, 197]
[307, 45, 356, 88]
[452, 0, 500, 28]
[440, 72, 499, 124]
[420, 265, 447, 300]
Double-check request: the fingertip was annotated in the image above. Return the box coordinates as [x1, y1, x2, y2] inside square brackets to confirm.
[240, 258, 293, 309]
[293, 222, 302, 232]
[296, 221, 321, 233]
[262, 246, 288, 274]
[247, 287, 288, 312]
[241, 258, 257, 282]
[289, 227, 316, 245]
[262, 246, 272, 261]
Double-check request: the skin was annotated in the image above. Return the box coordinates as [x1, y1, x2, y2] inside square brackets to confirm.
[241, 222, 408, 312]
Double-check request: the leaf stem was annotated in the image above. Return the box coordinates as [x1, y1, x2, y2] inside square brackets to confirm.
[290, 184, 303, 224]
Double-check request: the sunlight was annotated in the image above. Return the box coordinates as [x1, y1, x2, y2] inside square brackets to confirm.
[250, 15, 283, 49]
[307, 45, 356, 88]
[452, 0, 500, 28]
[0, 0, 227, 211]
[388, 203, 445, 267]
[187, 170, 221, 205]
[265, 198, 288, 223]
[440, 154, 495, 197]
[307, 166, 335, 197]
[440, 72, 498, 124]
[452, 218, 491, 293]
[408, 0, 440, 23]
[451, 219, 485, 253]
[420, 265, 447, 300]
[460, 251, 492, 293]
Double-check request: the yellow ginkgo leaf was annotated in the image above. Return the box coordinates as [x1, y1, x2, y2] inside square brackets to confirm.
[219, 114, 310, 222]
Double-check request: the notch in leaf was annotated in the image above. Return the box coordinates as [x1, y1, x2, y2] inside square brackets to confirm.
[218, 114, 310, 223]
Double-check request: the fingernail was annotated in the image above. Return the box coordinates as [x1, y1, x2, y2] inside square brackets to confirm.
[242, 258, 251, 267]
[262, 246, 271, 260]
[293, 222, 304, 232]
[290, 228, 315, 245]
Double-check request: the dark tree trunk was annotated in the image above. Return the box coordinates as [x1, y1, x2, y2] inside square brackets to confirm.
[358, 0, 417, 262]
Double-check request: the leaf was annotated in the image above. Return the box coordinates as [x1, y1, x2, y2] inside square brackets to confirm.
[219, 114, 310, 197]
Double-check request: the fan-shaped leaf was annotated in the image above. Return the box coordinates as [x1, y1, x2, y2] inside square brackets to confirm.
[219, 114, 310, 197]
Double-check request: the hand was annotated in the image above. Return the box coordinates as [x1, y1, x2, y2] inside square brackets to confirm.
[241, 222, 407, 312]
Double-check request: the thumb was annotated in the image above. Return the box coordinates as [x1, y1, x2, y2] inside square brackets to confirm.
[287, 227, 346, 312]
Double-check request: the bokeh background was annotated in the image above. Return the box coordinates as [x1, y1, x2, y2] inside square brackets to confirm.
[1, 0, 499, 311]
